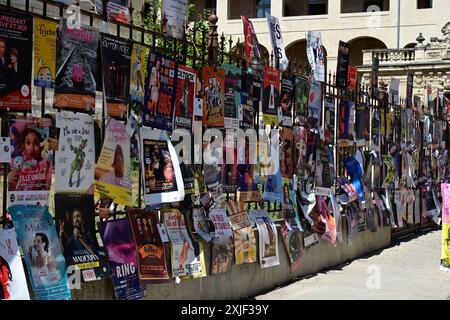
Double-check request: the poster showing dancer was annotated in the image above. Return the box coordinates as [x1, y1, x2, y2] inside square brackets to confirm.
[203, 66, 225, 127]
[8, 116, 53, 206]
[33, 18, 57, 88]
[101, 33, 131, 120]
[223, 64, 241, 129]
[262, 66, 280, 125]
[0, 11, 32, 112]
[209, 208, 234, 274]
[255, 215, 280, 268]
[99, 218, 145, 300]
[128, 209, 170, 281]
[162, 208, 206, 278]
[173, 64, 197, 131]
[9, 206, 71, 300]
[94, 118, 132, 206]
[139, 127, 184, 205]
[54, 18, 98, 112]
[0, 228, 30, 300]
[55, 111, 95, 193]
[143, 52, 177, 131]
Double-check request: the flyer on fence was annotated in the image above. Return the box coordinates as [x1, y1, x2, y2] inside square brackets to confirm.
[0, 11, 32, 112]
[441, 183, 450, 272]
[128, 209, 170, 281]
[255, 215, 280, 268]
[0, 228, 30, 300]
[54, 18, 99, 112]
[33, 18, 57, 89]
[9, 206, 72, 300]
[8, 116, 53, 206]
[161, 0, 188, 40]
[129, 43, 147, 111]
[262, 66, 280, 125]
[223, 63, 242, 129]
[203, 66, 225, 127]
[210, 208, 234, 274]
[94, 117, 132, 206]
[55, 111, 95, 193]
[173, 64, 197, 131]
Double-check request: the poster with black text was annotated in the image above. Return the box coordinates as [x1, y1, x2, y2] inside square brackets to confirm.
[223, 64, 241, 129]
[173, 64, 197, 131]
[336, 41, 350, 88]
[262, 66, 280, 125]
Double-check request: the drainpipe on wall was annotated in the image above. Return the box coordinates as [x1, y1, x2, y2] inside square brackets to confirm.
[396, 0, 401, 48]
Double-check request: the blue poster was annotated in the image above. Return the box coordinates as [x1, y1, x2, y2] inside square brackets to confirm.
[9, 206, 71, 300]
[343, 156, 365, 201]
[261, 170, 282, 203]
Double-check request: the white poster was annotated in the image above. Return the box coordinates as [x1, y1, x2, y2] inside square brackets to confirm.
[0, 228, 30, 300]
[162, 0, 188, 40]
[389, 78, 400, 105]
[55, 111, 95, 193]
[255, 216, 280, 268]
[267, 15, 289, 71]
[306, 31, 325, 82]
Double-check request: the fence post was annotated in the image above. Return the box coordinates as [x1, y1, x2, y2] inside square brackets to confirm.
[208, 11, 218, 68]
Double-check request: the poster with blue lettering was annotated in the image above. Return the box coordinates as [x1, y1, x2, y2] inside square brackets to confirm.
[99, 218, 145, 300]
[343, 156, 365, 201]
[9, 205, 72, 300]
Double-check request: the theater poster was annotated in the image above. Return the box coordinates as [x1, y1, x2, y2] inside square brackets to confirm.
[210, 208, 234, 274]
[203, 66, 225, 127]
[308, 79, 322, 129]
[143, 53, 177, 131]
[54, 18, 98, 112]
[255, 216, 280, 268]
[0, 228, 30, 300]
[0, 11, 32, 112]
[9, 206, 71, 300]
[306, 31, 325, 82]
[324, 95, 336, 144]
[336, 41, 350, 88]
[242, 16, 262, 71]
[441, 183, 450, 272]
[240, 75, 255, 130]
[33, 18, 57, 88]
[338, 100, 353, 143]
[8, 116, 53, 206]
[262, 66, 280, 125]
[106, 0, 130, 24]
[355, 103, 370, 145]
[55, 111, 95, 193]
[128, 209, 170, 281]
[101, 33, 131, 120]
[222, 64, 241, 129]
[99, 218, 145, 300]
[280, 74, 293, 127]
[280, 222, 304, 274]
[281, 127, 294, 179]
[294, 76, 309, 123]
[174, 64, 197, 131]
[161, 0, 188, 40]
[94, 118, 132, 206]
[55, 193, 109, 282]
[129, 43, 147, 111]
[139, 127, 184, 206]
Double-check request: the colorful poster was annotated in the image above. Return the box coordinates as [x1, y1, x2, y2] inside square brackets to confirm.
[55, 111, 95, 193]
[346, 203, 360, 243]
[0, 11, 32, 112]
[0, 228, 30, 300]
[280, 74, 294, 126]
[338, 100, 353, 142]
[174, 64, 197, 131]
[139, 127, 184, 205]
[267, 15, 289, 70]
[262, 170, 282, 203]
[99, 218, 144, 300]
[441, 183, 450, 272]
[33, 18, 57, 88]
[306, 31, 325, 82]
[94, 118, 132, 206]
[55, 194, 109, 282]
[239, 75, 255, 130]
[161, 0, 188, 39]
[242, 16, 262, 71]
[9, 206, 71, 300]
[8, 116, 53, 206]
[307, 79, 322, 128]
[294, 77, 309, 123]
[262, 66, 280, 125]
[106, 0, 130, 24]
[355, 103, 370, 144]
[324, 96, 336, 145]
[203, 66, 225, 127]
[281, 127, 294, 179]
[236, 133, 260, 202]
[209, 208, 234, 274]
[143, 53, 178, 131]
[54, 18, 98, 112]
[280, 222, 304, 274]
[347, 65, 357, 91]
[255, 216, 280, 268]
[336, 41, 350, 88]
[343, 156, 365, 201]
[163, 208, 206, 278]
[381, 155, 395, 188]
[223, 64, 241, 129]
[129, 43, 147, 111]
[128, 209, 169, 280]
[101, 33, 131, 120]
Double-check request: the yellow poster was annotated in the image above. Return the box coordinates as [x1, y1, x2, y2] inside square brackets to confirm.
[33, 18, 57, 88]
[441, 183, 450, 272]
[129, 43, 147, 105]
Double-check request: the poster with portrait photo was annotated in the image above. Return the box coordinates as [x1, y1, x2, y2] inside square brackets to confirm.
[173, 64, 197, 131]
[139, 127, 184, 206]
[262, 66, 280, 126]
[94, 117, 132, 206]
[33, 18, 57, 89]
[101, 33, 131, 120]
[129, 43, 147, 112]
[55, 111, 95, 193]
[99, 218, 145, 300]
[9, 206, 71, 300]
[0, 11, 32, 112]
[8, 116, 53, 207]
[55, 193, 109, 282]
[0, 228, 30, 300]
[54, 18, 98, 112]
[210, 208, 234, 274]
[128, 208, 169, 281]
[281, 127, 294, 179]
[255, 216, 280, 268]
[203, 66, 225, 127]
[223, 63, 241, 129]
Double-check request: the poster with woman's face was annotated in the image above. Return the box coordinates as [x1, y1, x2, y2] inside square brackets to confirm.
[8, 116, 53, 206]
[280, 222, 304, 274]
[281, 127, 294, 179]
[0, 11, 32, 112]
[174, 64, 197, 131]
[94, 117, 132, 206]
[255, 216, 280, 268]
[0, 228, 30, 300]
[9, 206, 71, 300]
[162, 209, 206, 278]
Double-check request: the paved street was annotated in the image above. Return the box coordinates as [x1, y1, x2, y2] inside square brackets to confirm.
[256, 230, 450, 300]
